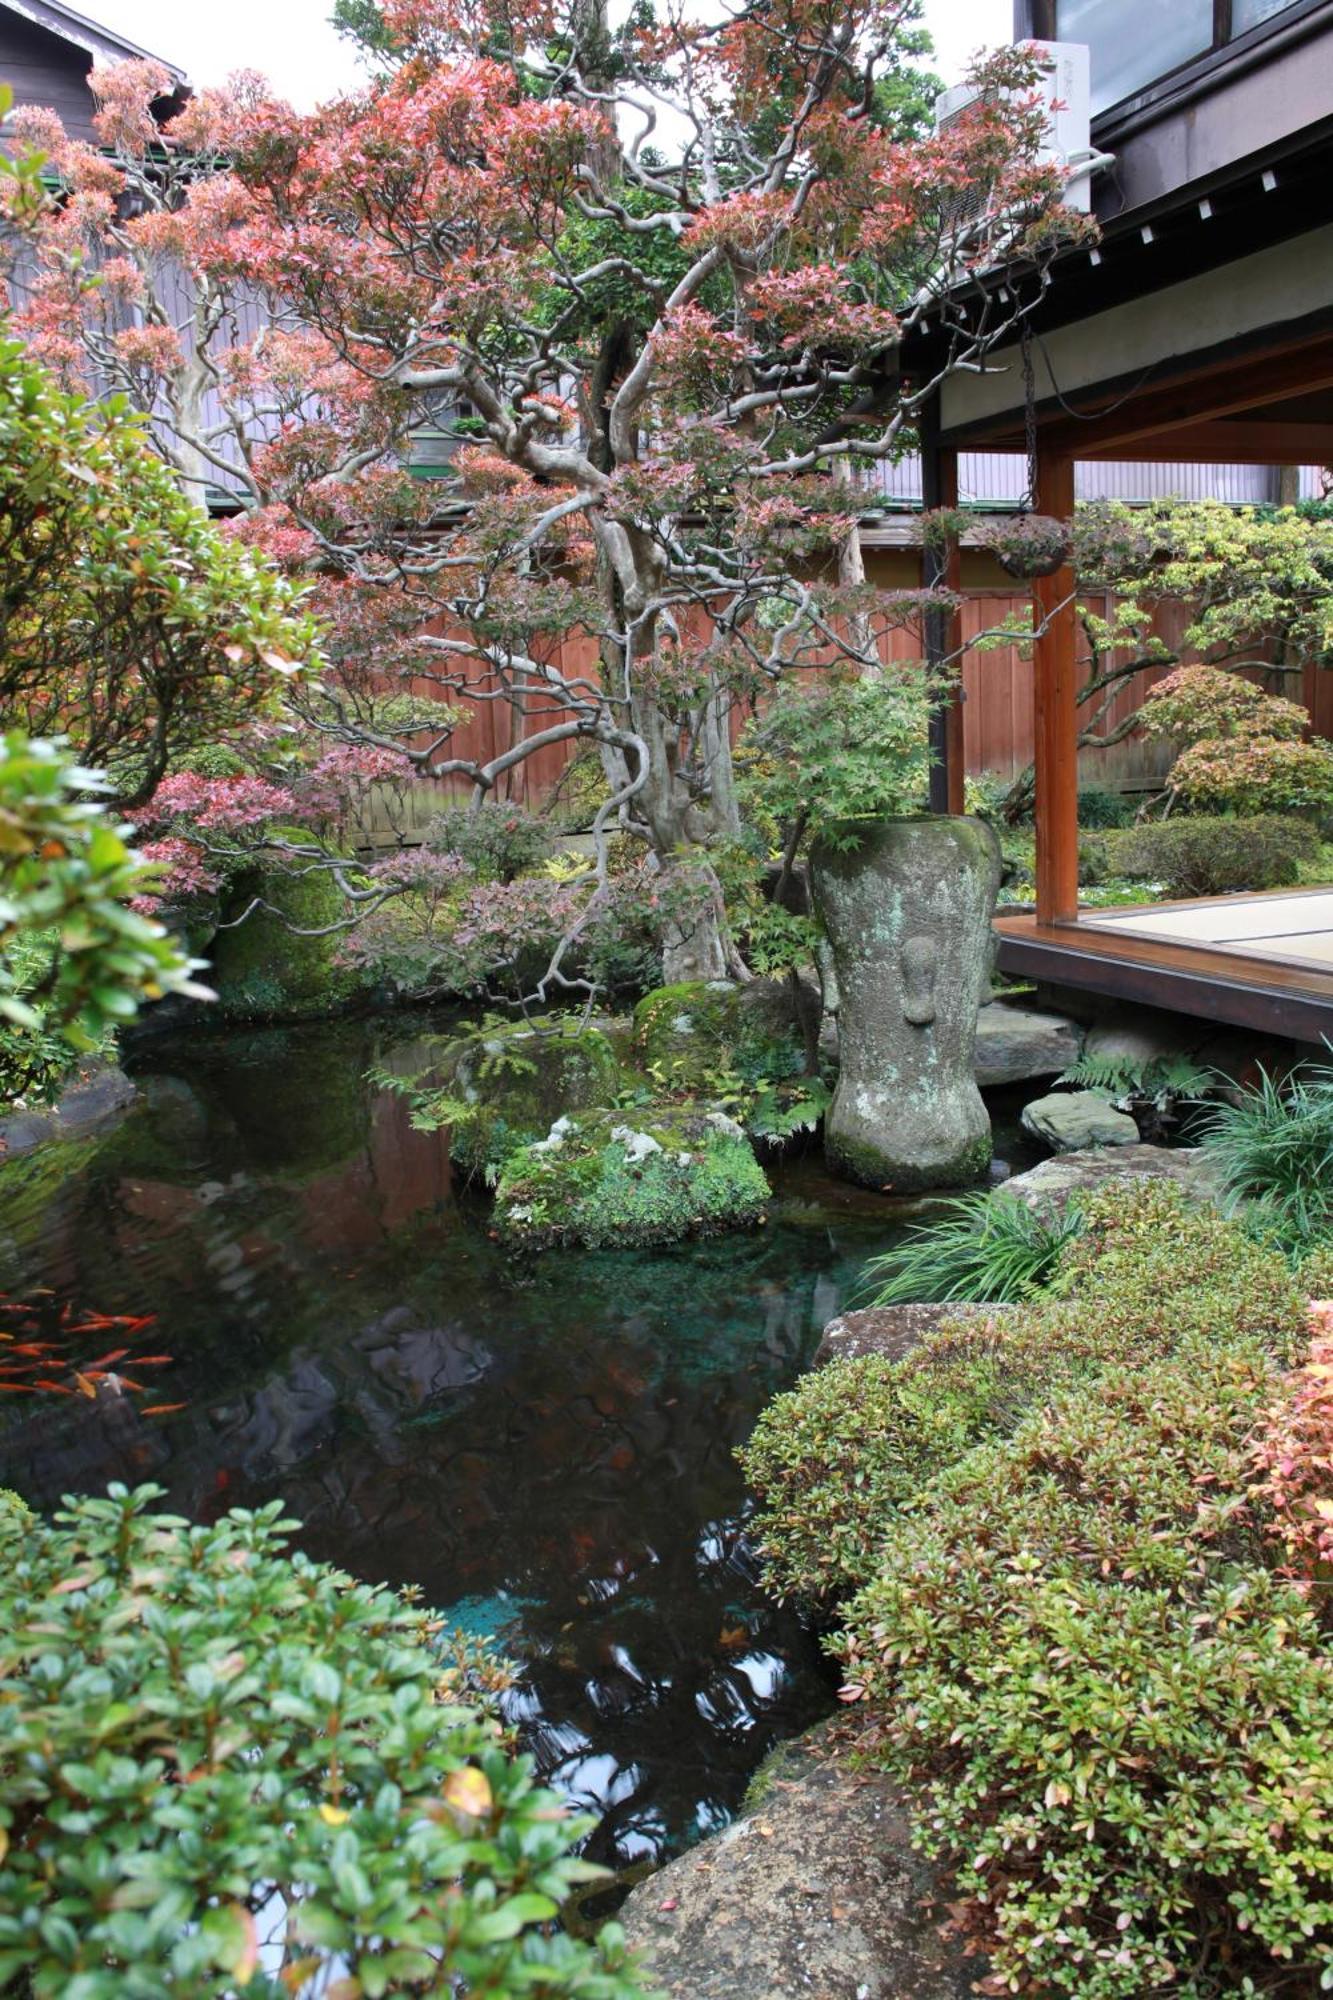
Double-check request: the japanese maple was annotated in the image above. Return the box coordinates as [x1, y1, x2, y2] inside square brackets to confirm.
[12, 3, 1088, 983]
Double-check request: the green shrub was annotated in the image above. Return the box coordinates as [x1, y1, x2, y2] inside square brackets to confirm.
[426, 804, 553, 883]
[859, 1189, 1085, 1307]
[1108, 814, 1318, 897]
[0, 934, 117, 1109]
[494, 1104, 770, 1251]
[0, 1485, 647, 2000]
[0, 733, 203, 1057]
[963, 770, 1013, 825]
[1199, 1060, 1333, 1253]
[1076, 785, 1134, 829]
[835, 1346, 1333, 1997]
[742, 1181, 1305, 1604]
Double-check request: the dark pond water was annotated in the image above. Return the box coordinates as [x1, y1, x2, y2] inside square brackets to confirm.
[0, 1014, 946, 1876]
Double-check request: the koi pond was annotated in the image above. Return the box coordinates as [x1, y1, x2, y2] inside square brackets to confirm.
[0, 1016, 1034, 1879]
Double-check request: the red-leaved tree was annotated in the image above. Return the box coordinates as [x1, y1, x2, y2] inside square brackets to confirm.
[10, 1, 1088, 983]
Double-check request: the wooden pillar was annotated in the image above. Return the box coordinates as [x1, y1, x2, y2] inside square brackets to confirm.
[922, 409, 966, 816]
[1033, 446, 1079, 926]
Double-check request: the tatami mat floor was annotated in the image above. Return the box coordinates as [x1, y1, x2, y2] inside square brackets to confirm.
[1081, 887, 1333, 974]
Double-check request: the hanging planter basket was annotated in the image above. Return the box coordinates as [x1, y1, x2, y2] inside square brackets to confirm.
[980, 513, 1072, 580]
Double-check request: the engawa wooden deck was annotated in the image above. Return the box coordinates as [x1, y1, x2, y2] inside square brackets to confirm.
[994, 889, 1333, 1043]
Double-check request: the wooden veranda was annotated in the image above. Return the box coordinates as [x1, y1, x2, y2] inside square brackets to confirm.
[912, 0, 1333, 1045]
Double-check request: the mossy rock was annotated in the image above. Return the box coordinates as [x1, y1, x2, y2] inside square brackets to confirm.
[632, 980, 805, 1094]
[494, 1103, 771, 1251]
[209, 830, 370, 1021]
[420, 1015, 622, 1182]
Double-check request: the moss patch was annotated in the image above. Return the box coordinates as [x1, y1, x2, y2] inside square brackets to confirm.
[494, 1103, 771, 1251]
[405, 1015, 623, 1182]
[632, 979, 806, 1094]
[209, 831, 370, 1021]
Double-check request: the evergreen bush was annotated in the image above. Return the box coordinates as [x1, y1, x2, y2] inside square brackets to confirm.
[743, 1182, 1330, 1995]
[1108, 814, 1318, 897]
[1075, 785, 1134, 829]
[0, 1486, 647, 1999]
[742, 1183, 1306, 1604]
[835, 1346, 1333, 1996]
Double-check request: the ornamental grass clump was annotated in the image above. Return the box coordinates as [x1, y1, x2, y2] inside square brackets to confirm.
[742, 1181, 1307, 1605]
[1199, 1060, 1333, 1253]
[859, 1188, 1086, 1307]
[0, 1485, 648, 2000]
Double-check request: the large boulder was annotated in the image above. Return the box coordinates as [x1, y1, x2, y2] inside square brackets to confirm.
[814, 1300, 1007, 1368]
[1003, 1142, 1218, 1211]
[974, 1001, 1082, 1088]
[811, 816, 1002, 1192]
[1020, 1090, 1139, 1152]
[620, 1720, 980, 2000]
[493, 1103, 770, 1251]
[0, 1061, 136, 1160]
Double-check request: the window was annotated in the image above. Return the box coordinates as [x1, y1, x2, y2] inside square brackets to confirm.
[1050, 0, 1306, 114]
[1232, 0, 1302, 26]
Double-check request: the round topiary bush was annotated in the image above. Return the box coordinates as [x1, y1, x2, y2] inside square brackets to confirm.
[1109, 813, 1319, 898]
[0, 1485, 647, 2000]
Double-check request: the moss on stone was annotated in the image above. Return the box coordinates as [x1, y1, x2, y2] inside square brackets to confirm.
[209, 830, 370, 1021]
[407, 1015, 623, 1182]
[826, 1124, 993, 1195]
[494, 1103, 771, 1251]
[632, 979, 804, 1095]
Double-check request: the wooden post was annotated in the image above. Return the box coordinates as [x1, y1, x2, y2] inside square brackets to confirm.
[922, 410, 966, 815]
[1032, 446, 1079, 926]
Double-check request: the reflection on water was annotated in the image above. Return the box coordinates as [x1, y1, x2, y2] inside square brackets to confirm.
[0, 1016, 906, 1872]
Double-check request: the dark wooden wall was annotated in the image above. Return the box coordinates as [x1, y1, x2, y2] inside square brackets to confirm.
[0, 15, 95, 141]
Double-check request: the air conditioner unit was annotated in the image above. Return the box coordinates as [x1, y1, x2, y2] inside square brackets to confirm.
[935, 41, 1098, 214]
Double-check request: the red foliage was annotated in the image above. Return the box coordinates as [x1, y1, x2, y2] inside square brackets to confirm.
[141, 773, 303, 833]
[1250, 1304, 1333, 1597]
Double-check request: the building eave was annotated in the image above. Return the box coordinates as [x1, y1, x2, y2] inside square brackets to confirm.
[1, 0, 188, 83]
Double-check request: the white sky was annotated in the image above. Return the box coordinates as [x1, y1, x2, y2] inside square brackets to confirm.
[80, 0, 1013, 108]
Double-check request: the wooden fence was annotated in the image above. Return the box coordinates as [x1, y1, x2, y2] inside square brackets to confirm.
[361, 588, 1227, 842]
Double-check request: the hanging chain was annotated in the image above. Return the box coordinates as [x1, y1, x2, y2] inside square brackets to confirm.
[1020, 318, 1039, 515]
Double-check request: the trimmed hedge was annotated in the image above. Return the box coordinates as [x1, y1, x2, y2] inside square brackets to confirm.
[742, 1181, 1332, 1997]
[1105, 814, 1319, 898]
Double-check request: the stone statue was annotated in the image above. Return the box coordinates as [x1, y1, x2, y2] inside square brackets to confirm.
[811, 815, 1002, 1192]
